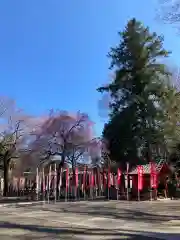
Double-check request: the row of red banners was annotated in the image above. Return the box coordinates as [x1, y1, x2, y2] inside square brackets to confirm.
[46, 162, 158, 191]
[65, 167, 122, 190]
[36, 167, 122, 191]
[72, 163, 157, 191]
[13, 162, 158, 191]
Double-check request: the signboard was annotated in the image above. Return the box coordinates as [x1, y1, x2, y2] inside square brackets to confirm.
[125, 175, 132, 189]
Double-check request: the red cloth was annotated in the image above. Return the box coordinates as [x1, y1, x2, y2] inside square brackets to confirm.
[108, 168, 111, 188]
[91, 171, 94, 187]
[75, 167, 78, 187]
[82, 166, 86, 190]
[150, 162, 157, 189]
[103, 172, 107, 188]
[66, 168, 69, 190]
[137, 165, 144, 190]
[117, 168, 121, 186]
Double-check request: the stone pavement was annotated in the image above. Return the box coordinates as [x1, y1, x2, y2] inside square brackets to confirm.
[0, 200, 180, 239]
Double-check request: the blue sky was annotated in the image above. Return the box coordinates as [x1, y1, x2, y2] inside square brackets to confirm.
[0, 0, 180, 137]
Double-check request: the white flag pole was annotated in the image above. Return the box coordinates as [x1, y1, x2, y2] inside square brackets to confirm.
[36, 167, 39, 201]
[58, 168, 62, 200]
[126, 162, 129, 201]
[48, 165, 52, 204]
[54, 163, 57, 203]
[42, 168, 45, 204]
[39, 171, 42, 200]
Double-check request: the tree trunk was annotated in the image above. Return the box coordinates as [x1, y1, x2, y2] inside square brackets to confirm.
[145, 142, 152, 163]
[3, 157, 9, 197]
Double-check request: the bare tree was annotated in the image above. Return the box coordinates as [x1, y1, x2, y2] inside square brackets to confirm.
[30, 110, 98, 187]
[0, 96, 38, 196]
[88, 137, 102, 167]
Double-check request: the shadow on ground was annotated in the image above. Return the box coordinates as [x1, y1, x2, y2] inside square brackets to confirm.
[0, 221, 179, 239]
[15, 201, 180, 224]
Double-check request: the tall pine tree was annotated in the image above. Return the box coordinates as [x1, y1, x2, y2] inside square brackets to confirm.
[98, 18, 172, 168]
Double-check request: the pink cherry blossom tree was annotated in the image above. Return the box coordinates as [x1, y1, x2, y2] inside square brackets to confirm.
[30, 110, 99, 186]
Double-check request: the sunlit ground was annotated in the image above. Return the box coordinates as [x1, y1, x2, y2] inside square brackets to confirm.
[0, 200, 180, 239]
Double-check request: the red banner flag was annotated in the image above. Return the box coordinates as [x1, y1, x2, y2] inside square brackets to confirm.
[94, 171, 97, 187]
[88, 171, 91, 188]
[91, 171, 94, 187]
[42, 168, 45, 192]
[66, 168, 69, 190]
[75, 167, 78, 187]
[54, 164, 57, 194]
[137, 165, 144, 191]
[117, 168, 121, 186]
[108, 168, 111, 188]
[103, 171, 107, 188]
[98, 170, 102, 189]
[111, 173, 116, 186]
[58, 168, 62, 193]
[97, 169, 100, 187]
[82, 166, 86, 190]
[150, 162, 157, 189]
[48, 165, 52, 191]
[19, 177, 25, 189]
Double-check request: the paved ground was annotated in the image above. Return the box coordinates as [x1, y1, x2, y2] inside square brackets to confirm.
[0, 200, 180, 239]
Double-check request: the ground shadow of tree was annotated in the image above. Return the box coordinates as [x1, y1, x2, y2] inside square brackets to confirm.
[18, 201, 180, 224]
[0, 221, 179, 240]
[12, 200, 180, 225]
[77, 205, 180, 223]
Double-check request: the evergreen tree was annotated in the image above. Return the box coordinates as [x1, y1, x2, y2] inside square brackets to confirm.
[98, 18, 173, 167]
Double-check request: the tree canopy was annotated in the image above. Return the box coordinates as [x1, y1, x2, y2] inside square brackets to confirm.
[98, 18, 180, 169]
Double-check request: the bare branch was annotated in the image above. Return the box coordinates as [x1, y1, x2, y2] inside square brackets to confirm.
[30, 110, 97, 168]
[158, 0, 180, 27]
[0, 96, 42, 176]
